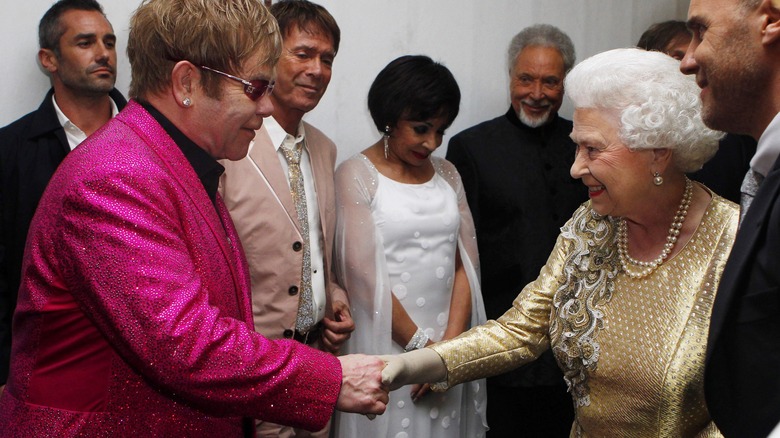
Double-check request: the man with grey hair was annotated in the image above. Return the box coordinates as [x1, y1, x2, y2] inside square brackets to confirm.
[681, 0, 780, 436]
[445, 23, 585, 437]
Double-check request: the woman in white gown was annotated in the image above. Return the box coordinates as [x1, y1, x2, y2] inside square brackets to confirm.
[333, 55, 488, 438]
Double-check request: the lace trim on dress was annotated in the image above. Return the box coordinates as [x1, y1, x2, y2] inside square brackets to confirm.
[550, 206, 620, 408]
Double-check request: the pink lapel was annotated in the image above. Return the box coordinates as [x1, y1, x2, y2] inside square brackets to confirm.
[117, 101, 248, 313]
[216, 194, 253, 324]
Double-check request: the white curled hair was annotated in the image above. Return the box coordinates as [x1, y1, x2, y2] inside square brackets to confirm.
[564, 48, 723, 172]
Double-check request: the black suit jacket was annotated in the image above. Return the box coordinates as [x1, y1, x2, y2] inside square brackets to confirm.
[705, 152, 780, 438]
[446, 108, 588, 387]
[0, 88, 127, 383]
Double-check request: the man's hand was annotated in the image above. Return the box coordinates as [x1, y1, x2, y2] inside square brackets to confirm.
[336, 354, 388, 415]
[322, 300, 355, 354]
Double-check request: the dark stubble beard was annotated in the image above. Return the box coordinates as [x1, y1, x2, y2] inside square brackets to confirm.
[701, 17, 770, 135]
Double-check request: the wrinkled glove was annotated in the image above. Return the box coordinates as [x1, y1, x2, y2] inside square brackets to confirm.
[379, 348, 447, 391]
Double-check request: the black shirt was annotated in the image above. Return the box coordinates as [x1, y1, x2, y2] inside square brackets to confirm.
[138, 101, 224, 207]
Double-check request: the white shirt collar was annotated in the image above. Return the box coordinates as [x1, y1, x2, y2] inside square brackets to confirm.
[52, 94, 120, 150]
[752, 110, 780, 177]
[264, 116, 306, 152]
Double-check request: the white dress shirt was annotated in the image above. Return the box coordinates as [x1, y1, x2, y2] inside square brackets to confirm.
[52, 94, 120, 151]
[751, 110, 780, 178]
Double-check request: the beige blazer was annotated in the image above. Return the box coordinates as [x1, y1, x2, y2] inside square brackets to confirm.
[219, 122, 347, 340]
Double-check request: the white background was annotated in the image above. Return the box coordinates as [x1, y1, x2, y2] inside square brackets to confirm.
[0, 0, 690, 163]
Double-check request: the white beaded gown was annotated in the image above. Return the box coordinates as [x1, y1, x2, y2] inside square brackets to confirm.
[333, 154, 488, 438]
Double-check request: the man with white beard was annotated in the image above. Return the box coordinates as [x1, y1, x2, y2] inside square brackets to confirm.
[445, 23, 586, 438]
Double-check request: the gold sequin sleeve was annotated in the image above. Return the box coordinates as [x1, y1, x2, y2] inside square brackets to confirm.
[430, 231, 569, 388]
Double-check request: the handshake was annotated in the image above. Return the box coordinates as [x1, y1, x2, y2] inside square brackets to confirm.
[335, 349, 447, 415]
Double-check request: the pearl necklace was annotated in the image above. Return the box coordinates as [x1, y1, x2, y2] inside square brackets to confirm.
[617, 178, 693, 279]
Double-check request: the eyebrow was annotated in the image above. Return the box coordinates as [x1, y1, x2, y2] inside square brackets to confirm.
[293, 46, 335, 60]
[686, 16, 704, 31]
[570, 132, 597, 144]
[73, 32, 117, 42]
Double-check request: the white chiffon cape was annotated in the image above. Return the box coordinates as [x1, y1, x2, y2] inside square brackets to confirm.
[333, 153, 488, 437]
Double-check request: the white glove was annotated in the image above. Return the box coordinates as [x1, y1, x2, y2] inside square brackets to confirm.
[380, 348, 447, 391]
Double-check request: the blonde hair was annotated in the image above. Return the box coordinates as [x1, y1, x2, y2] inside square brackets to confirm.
[128, 0, 281, 99]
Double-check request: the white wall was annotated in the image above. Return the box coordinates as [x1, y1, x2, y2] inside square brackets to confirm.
[0, 0, 690, 163]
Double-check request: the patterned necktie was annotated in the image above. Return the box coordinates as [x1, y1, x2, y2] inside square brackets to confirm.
[281, 143, 315, 332]
[739, 168, 764, 226]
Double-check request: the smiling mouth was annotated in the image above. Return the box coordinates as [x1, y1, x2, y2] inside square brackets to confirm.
[299, 84, 320, 93]
[588, 185, 605, 197]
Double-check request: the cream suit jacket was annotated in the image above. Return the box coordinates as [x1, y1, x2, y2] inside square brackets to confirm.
[219, 122, 348, 340]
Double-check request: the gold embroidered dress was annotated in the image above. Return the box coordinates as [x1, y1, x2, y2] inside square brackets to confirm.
[431, 194, 738, 437]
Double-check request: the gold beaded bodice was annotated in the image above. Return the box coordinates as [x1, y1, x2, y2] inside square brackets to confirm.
[431, 195, 738, 437]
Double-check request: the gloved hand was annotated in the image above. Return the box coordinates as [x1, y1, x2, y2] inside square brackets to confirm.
[379, 348, 447, 391]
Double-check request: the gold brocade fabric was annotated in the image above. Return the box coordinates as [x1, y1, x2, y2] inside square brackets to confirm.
[431, 195, 738, 437]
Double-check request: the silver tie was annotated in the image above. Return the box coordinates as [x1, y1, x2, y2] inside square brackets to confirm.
[739, 168, 764, 226]
[281, 143, 315, 332]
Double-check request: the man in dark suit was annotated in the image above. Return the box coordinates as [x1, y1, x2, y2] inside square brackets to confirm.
[0, 0, 126, 391]
[445, 24, 586, 437]
[681, 0, 780, 436]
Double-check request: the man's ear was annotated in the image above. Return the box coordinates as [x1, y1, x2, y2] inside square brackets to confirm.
[38, 48, 58, 74]
[171, 61, 197, 108]
[762, 0, 780, 45]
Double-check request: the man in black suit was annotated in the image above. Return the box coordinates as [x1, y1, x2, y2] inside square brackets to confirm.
[0, 0, 126, 392]
[681, 0, 780, 436]
[445, 24, 586, 438]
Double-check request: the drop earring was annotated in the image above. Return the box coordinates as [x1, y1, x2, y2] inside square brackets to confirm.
[182, 97, 192, 107]
[653, 171, 663, 186]
[383, 126, 391, 159]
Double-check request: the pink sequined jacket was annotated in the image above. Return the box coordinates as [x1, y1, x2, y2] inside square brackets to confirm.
[0, 101, 341, 437]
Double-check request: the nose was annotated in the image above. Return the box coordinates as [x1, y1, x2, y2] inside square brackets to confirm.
[256, 93, 274, 118]
[95, 41, 112, 62]
[423, 132, 442, 152]
[570, 145, 588, 179]
[679, 42, 698, 76]
[530, 80, 545, 100]
[306, 57, 324, 77]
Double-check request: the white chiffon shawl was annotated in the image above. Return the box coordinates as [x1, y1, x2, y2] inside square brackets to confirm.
[333, 153, 488, 437]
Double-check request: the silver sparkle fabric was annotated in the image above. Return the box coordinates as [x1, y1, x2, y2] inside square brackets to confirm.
[739, 168, 764, 226]
[281, 143, 315, 332]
